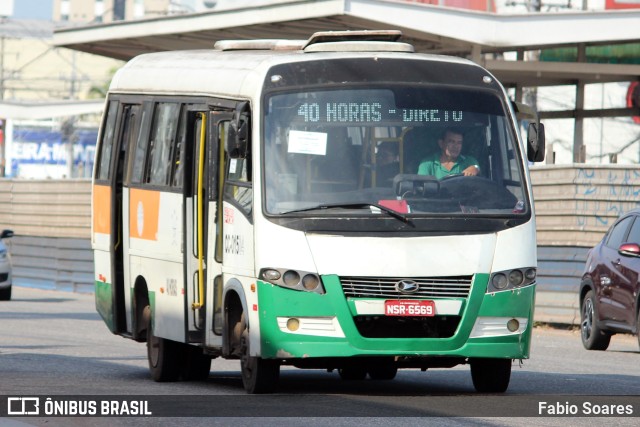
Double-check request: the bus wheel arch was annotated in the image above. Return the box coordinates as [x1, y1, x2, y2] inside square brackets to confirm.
[222, 282, 247, 358]
[222, 281, 280, 393]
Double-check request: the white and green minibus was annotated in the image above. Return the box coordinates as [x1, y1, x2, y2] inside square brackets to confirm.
[92, 30, 545, 394]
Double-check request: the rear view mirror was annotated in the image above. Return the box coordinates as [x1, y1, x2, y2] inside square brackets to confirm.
[619, 243, 640, 257]
[527, 122, 545, 163]
[512, 101, 545, 163]
[393, 174, 439, 198]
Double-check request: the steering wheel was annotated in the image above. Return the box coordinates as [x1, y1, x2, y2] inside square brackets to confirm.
[439, 175, 517, 209]
[440, 173, 464, 181]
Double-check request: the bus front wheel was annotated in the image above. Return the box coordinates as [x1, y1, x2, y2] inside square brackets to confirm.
[338, 367, 367, 380]
[368, 364, 398, 380]
[470, 358, 511, 393]
[238, 314, 279, 393]
[144, 305, 182, 382]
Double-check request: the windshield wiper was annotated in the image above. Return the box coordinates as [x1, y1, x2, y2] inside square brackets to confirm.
[280, 202, 413, 226]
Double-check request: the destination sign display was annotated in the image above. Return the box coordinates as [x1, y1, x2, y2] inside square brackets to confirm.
[297, 102, 463, 124]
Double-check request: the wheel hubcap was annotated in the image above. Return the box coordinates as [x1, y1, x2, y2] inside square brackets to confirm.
[581, 298, 594, 341]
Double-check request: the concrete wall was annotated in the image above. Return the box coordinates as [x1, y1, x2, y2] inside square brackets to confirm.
[0, 179, 91, 238]
[532, 165, 640, 248]
[2, 165, 638, 324]
[0, 179, 92, 292]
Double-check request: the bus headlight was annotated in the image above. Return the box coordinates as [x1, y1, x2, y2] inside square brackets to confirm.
[509, 270, 524, 287]
[491, 273, 508, 290]
[302, 274, 320, 291]
[259, 268, 325, 294]
[524, 268, 536, 280]
[488, 267, 536, 293]
[262, 269, 281, 281]
[283, 270, 301, 287]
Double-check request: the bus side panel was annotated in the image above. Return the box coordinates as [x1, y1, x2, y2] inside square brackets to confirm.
[221, 202, 257, 352]
[93, 184, 116, 331]
[122, 187, 133, 334]
[94, 251, 115, 331]
[128, 189, 185, 342]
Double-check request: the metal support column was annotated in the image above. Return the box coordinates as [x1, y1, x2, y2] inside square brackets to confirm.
[572, 44, 586, 163]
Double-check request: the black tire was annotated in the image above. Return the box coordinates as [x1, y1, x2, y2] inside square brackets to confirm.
[581, 290, 611, 351]
[0, 286, 11, 301]
[181, 345, 212, 381]
[338, 367, 367, 380]
[368, 364, 398, 380]
[144, 305, 182, 382]
[241, 353, 280, 394]
[238, 313, 279, 394]
[470, 358, 511, 393]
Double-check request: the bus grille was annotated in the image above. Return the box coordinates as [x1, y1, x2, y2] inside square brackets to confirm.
[340, 275, 473, 299]
[354, 315, 461, 338]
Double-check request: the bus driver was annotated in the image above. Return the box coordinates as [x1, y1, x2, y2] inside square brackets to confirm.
[417, 128, 480, 179]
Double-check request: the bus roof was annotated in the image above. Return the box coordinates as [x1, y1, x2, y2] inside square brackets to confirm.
[107, 30, 482, 99]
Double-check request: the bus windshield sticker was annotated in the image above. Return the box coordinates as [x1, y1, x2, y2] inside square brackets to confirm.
[287, 130, 327, 155]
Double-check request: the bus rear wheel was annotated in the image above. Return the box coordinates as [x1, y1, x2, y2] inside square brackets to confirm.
[144, 305, 182, 382]
[470, 358, 511, 393]
[181, 345, 212, 381]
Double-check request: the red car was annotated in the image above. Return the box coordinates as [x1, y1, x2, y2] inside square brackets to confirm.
[580, 210, 640, 351]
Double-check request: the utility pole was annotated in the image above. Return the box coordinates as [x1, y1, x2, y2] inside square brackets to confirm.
[1, 29, 4, 101]
[65, 51, 78, 178]
[0, 15, 6, 177]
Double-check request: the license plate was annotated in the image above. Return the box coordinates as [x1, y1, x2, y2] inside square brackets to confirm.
[384, 300, 435, 317]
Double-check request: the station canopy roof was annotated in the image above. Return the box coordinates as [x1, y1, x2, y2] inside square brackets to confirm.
[52, 0, 640, 90]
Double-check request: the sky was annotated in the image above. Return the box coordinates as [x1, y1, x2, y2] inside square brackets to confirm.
[9, 0, 52, 20]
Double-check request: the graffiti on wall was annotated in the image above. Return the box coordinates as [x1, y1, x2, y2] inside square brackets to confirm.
[575, 168, 640, 228]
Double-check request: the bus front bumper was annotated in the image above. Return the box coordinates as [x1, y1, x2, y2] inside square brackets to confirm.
[257, 277, 535, 360]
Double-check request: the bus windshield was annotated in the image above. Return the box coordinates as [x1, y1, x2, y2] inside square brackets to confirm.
[263, 86, 527, 218]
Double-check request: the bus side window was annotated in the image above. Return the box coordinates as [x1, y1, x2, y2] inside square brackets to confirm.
[146, 102, 180, 186]
[223, 121, 252, 218]
[130, 104, 151, 184]
[95, 101, 119, 181]
[171, 107, 187, 189]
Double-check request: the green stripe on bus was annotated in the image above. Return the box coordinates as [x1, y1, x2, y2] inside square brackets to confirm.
[95, 280, 114, 332]
[257, 274, 534, 359]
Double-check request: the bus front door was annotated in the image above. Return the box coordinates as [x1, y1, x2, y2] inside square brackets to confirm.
[184, 110, 227, 348]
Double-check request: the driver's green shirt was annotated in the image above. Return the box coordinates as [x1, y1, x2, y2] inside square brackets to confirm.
[417, 153, 479, 179]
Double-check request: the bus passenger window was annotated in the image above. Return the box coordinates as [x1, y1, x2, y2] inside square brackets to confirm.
[171, 109, 187, 188]
[147, 103, 180, 186]
[96, 101, 119, 181]
[130, 106, 150, 184]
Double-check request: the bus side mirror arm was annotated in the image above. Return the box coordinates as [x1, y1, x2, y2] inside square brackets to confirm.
[512, 101, 546, 163]
[527, 122, 545, 163]
[225, 101, 250, 159]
